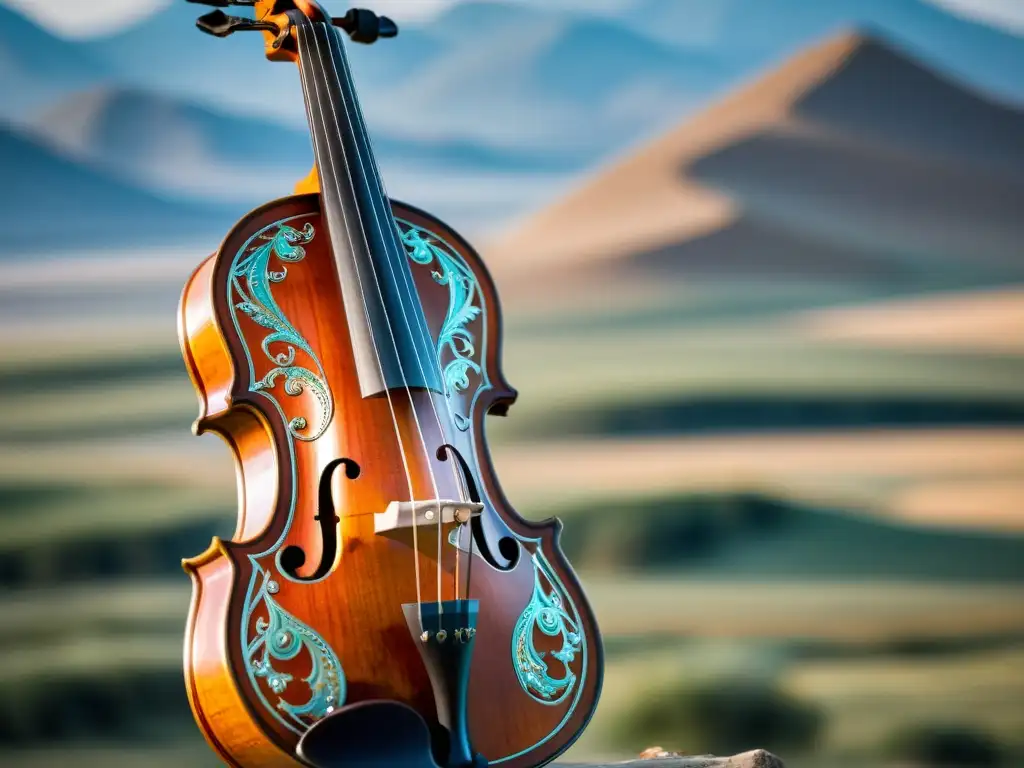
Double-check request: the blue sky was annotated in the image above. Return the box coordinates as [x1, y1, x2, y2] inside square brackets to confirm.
[4, 0, 1024, 38]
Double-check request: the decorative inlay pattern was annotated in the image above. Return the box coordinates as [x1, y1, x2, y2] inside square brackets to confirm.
[245, 566, 345, 731]
[512, 552, 583, 705]
[230, 220, 333, 440]
[399, 223, 484, 431]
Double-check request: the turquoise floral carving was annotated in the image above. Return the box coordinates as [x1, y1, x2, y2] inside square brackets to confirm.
[247, 567, 345, 730]
[230, 221, 332, 440]
[512, 553, 583, 705]
[400, 224, 482, 431]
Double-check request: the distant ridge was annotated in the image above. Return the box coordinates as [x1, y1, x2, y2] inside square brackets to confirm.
[485, 30, 1024, 291]
[0, 6, 110, 119]
[79, 0, 726, 159]
[790, 31, 1024, 174]
[484, 32, 873, 273]
[30, 85, 582, 221]
[34, 86, 313, 204]
[620, 0, 1024, 109]
[0, 123, 234, 254]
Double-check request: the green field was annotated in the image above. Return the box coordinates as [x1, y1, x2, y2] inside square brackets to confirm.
[2, 274, 1023, 766]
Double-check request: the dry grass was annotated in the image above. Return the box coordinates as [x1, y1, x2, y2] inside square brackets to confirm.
[890, 479, 1024, 532]
[5, 581, 188, 642]
[565, 640, 1024, 762]
[498, 327, 1024, 409]
[0, 435, 233, 489]
[1, 427, 1020, 535]
[0, 632, 183, 682]
[487, 428, 1024, 514]
[787, 647, 1024, 753]
[791, 287, 1024, 355]
[582, 578, 1024, 643]
[9, 578, 1020, 663]
[0, 378, 195, 437]
[0, 483, 230, 548]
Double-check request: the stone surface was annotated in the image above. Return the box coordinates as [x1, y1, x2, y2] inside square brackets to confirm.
[559, 749, 785, 768]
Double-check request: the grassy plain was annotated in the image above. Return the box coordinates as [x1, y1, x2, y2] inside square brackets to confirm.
[2, 272, 1022, 765]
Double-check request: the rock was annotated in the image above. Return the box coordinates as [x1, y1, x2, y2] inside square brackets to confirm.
[559, 748, 785, 768]
[639, 747, 683, 758]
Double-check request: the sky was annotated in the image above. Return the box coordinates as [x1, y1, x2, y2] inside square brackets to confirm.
[4, 0, 1024, 38]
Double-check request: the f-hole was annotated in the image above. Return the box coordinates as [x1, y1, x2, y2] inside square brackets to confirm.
[437, 444, 520, 571]
[280, 458, 360, 581]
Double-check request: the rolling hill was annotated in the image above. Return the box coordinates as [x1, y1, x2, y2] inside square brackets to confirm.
[556, 492, 1024, 581]
[80, 0, 727, 162]
[72, 0, 1024, 168]
[619, 0, 1024, 108]
[484, 30, 1024, 298]
[78, 1, 307, 126]
[34, 87, 313, 205]
[370, 6, 728, 157]
[78, 0, 451, 130]
[28, 84, 580, 233]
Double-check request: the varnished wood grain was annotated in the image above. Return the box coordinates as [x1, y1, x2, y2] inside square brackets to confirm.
[178, 193, 603, 768]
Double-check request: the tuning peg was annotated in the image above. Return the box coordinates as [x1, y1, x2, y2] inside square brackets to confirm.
[196, 10, 276, 37]
[185, 0, 256, 7]
[333, 9, 399, 44]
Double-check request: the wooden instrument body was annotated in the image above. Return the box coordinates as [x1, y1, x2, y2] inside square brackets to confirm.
[179, 192, 603, 768]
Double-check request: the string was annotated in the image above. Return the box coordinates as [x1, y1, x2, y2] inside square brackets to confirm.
[296, 18, 427, 628]
[311, 20, 454, 628]
[347, 87, 478, 602]
[320, 25, 477, 610]
[328, 37, 476, 604]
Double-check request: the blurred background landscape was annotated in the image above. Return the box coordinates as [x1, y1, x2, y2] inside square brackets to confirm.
[1, 0, 1023, 766]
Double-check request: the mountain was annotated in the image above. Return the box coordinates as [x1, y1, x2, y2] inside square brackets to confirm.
[561, 493, 1024, 581]
[34, 87, 313, 205]
[371, 10, 727, 160]
[66, 0, 1024, 224]
[0, 123, 234, 254]
[29, 84, 580, 235]
[0, 6, 111, 120]
[81, 1, 727, 163]
[789, 35, 1024, 175]
[484, 31, 1024, 295]
[79, 1, 441, 129]
[620, 0, 1024, 108]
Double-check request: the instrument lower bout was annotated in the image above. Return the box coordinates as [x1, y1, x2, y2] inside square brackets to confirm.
[178, 193, 603, 768]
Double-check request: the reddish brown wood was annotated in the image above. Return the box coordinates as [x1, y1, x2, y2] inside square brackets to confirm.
[179, 193, 603, 768]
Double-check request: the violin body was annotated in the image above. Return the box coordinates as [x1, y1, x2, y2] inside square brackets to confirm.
[180, 195, 602, 766]
[177, 3, 602, 766]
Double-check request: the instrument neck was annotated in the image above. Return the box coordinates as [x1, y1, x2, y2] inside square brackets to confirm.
[294, 17, 443, 399]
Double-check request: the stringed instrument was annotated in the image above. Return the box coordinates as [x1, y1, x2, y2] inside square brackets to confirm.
[176, 2, 603, 766]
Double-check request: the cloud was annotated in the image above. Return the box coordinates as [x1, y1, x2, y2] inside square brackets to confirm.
[0, 0, 459, 38]
[360, 0, 460, 21]
[4, 0, 1024, 40]
[1, 0, 171, 38]
[925, 0, 1024, 33]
